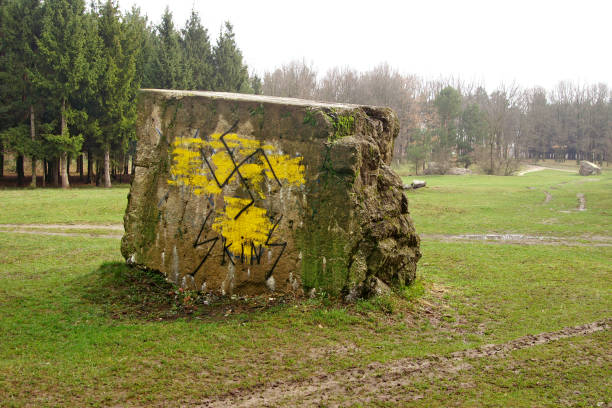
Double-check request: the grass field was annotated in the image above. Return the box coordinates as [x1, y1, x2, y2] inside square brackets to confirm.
[0, 167, 610, 407]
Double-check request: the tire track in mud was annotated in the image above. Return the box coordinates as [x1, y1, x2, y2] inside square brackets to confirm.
[198, 319, 611, 407]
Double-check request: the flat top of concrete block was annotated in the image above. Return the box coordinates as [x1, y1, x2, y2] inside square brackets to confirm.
[140, 88, 365, 110]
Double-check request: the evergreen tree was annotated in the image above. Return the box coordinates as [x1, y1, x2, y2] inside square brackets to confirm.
[89, 0, 140, 187]
[250, 73, 263, 95]
[115, 2, 141, 182]
[34, 0, 89, 188]
[0, 0, 43, 186]
[459, 103, 488, 167]
[70, 1, 104, 185]
[124, 7, 154, 88]
[181, 9, 213, 90]
[434, 86, 462, 152]
[152, 7, 184, 89]
[212, 22, 249, 92]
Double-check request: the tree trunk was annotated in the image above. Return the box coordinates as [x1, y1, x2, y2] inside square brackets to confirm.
[29, 104, 37, 188]
[60, 152, 69, 188]
[0, 141, 3, 178]
[121, 154, 128, 183]
[42, 159, 46, 187]
[78, 153, 84, 181]
[17, 155, 25, 185]
[103, 147, 112, 188]
[86, 150, 93, 184]
[60, 98, 70, 189]
[95, 160, 101, 186]
[489, 141, 494, 175]
[52, 158, 59, 187]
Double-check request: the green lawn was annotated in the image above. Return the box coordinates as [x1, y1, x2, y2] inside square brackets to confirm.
[403, 170, 612, 237]
[0, 185, 129, 225]
[0, 169, 610, 406]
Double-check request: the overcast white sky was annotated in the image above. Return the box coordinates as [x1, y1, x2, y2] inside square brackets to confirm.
[121, 0, 612, 91]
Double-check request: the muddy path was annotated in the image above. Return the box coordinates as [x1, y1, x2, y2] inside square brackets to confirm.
[0, 223, 123, 239]
[197, 318, 610, 407]
[577, 193, 586, 211]
[421, 233, 612, 247]
[2, 224, 610, 247]
[0, 223, 123, 230]
[517, 165, 546, 176]
[0, 229, 123, 239]
[517, 165, 576, 176]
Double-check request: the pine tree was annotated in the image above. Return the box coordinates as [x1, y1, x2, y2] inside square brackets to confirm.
[212, 22, 249, 92]
[0, 0, 43, 186]
[123, 7, 154, 88]
[152, 7, 184, 89]
[34, 0, 89, 188]
[181, 9, 213, 90]
[70, 2, 104, 185]
[89, 0, 140, 187]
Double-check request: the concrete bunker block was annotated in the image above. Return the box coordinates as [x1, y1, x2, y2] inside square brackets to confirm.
[122, 89, 421, 297]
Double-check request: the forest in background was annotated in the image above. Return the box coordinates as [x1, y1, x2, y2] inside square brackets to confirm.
[1, 0, 611, 188]
[263, 61, 612, 175]
[0, 0, 256, 188]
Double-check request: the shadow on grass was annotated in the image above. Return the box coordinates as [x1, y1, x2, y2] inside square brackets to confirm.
[78, 262, 430, 325]
[79, 262, 307, 322]
[79, 262, 176, 320]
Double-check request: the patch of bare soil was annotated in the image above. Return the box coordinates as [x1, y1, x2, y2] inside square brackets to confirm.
[0, 229, 122, 239]
[538, 166, 577, 173]
[421, 233, 612, 247]
[0, 223, 123, 230]
[577, 193, 586, 211]
[517, 165, 576, 176]
[517, 165, 545, 176]
[197, 319, 611, 407]
[0, 223, 124, 239]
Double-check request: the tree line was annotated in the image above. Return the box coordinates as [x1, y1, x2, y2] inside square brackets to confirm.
[262, 61, 612, 175]
[0, 0, 257, 187]
[3, 2, 610, 188]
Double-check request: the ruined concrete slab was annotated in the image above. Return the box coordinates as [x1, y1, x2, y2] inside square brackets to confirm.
[121, 89, 421, 296]
[579, 160, 601, 176]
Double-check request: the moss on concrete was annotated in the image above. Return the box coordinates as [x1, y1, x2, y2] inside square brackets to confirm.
[123, 90, 421, 297]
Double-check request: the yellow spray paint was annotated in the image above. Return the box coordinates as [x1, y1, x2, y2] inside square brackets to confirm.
[168, 132, 305, 259]
[212, 197, 272, 261]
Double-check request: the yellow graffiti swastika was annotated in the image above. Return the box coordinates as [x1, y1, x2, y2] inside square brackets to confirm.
[168, 131, 304, 261]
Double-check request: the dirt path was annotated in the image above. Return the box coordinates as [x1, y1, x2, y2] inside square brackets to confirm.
[421, 233, 612, 246]
[0, 223, 123, 230]
[517, 165, 546, 176]
[517, 165, 577, 176]
[0, 224, 123, 239]
[0, 229, 123, 239]
[577, 193, 586, 211]
[2, 224, 610, 246]
[197, 318, 610, 407]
